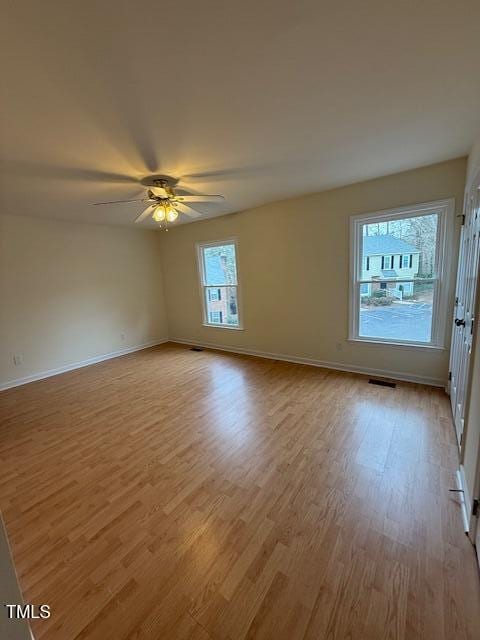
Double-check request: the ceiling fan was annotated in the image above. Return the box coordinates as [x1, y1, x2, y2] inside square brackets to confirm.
[92, 175, 224, 228]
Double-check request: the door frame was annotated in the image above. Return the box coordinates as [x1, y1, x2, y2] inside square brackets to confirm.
[453, 166, 480, 547]
[472, 456, 480, 564]
[448, 217, 472, 447]
[448, 170, 480, 451]
[461, 279, 480, 544]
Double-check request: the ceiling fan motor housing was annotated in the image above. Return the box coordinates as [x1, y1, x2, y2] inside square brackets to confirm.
[140, 174, 179, 188]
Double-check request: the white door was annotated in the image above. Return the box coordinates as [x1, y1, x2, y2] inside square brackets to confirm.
[476, 500, 480, 570]
[449, 174, 480, 449]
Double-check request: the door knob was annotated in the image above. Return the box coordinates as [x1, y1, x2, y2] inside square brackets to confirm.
[455, 318, 466, 327]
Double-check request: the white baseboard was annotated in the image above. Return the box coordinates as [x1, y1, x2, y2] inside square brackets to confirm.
[0, 339, 168, 391]
[456, 466, 471, 533]
[169, 338, 446, 387]
[0, 335, 446, 391]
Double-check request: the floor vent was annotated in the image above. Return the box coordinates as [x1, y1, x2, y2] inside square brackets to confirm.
[368, 378, 396, 388]
[190, 347, 204, 352]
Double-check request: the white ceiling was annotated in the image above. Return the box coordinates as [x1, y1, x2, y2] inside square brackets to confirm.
[1, 1, 480, 228]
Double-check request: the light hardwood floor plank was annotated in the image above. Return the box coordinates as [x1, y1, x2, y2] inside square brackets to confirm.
[0, 343, 479, 640]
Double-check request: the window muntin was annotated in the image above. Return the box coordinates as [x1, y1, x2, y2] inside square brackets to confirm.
[198, 241, 242, 328]
[350, 200, 453, 347]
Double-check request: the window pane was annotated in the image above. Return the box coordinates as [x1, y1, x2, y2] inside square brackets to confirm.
[361, 213, 438, 281]
[203, 244, 237, 285]
[205, 286, 239, 326]
[359, 281, 434, 342]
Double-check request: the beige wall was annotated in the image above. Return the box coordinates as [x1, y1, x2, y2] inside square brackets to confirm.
[160, 157, 466, 385]
[0, 157, 468, 390]
[0, 214, 168, 387]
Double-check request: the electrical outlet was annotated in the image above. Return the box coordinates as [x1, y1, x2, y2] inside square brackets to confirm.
[120, 333, 125, 341]
[336, 342, 343, 352]
[13, 353, 24, 366]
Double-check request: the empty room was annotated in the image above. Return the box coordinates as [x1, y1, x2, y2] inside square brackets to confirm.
[1, 1, 480, 639]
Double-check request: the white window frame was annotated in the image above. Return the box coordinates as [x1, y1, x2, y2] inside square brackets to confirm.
[349, 198, 455, 349]
[196, 238, 243, 330]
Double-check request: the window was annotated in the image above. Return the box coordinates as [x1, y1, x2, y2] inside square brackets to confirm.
[349, 199, 454, 347]
[197, 240, 242, 328]
[208, 288, 221, 301]
[209, 311, 223, 324]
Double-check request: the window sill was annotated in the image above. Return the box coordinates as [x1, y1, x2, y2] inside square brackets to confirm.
[203, 323, 244, 331]
[347, 338, 445, 351]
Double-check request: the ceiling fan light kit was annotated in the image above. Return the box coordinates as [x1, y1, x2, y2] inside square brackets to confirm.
[92, 175, 224, 229]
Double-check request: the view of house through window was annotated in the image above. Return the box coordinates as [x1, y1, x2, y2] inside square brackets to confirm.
[198, 241, 240, 328]
[350, 204, 449, 346]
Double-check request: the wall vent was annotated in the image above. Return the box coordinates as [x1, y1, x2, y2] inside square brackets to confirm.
[190, 347, 204, 352]
[368, 379, 396, 388]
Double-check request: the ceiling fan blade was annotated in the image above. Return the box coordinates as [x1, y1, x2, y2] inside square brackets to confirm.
[174, 202, 202, 218]
[175, 195, 225, 203]
[182, 168, 241, 179]
[4, 160, 140, 185]
[92, 198, 147, 206]
[135, 205, 156, 223]
[182, 165, 267, 180]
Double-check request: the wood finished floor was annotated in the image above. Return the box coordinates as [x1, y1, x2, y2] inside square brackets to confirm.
[0, 343, 479, 640]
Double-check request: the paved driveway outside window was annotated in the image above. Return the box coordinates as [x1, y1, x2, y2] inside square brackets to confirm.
[360, 303, 433, 342]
